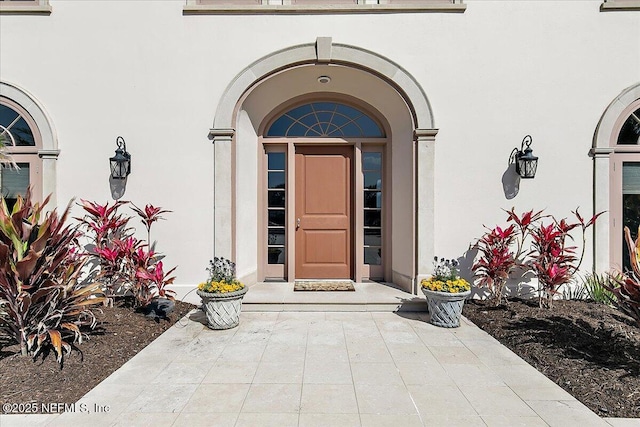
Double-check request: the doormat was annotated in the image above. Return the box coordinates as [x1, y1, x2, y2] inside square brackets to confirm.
[294, 280, 355, 291]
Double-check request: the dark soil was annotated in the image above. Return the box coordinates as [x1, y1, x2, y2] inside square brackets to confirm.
[0, 300, 195, 414]
[463, 298, 640, 418]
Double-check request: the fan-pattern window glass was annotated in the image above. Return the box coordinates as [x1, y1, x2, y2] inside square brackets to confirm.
[267, 152, 286, 264]
[618, 108, 640, 145]
[267, 102, 384, 138]
[0, 104, 36, 146]
[363, 152, 382, 265]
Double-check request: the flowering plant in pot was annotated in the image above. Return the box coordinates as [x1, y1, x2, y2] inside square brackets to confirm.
[197, 257, 247, 330]
[421, 257, 471, 328]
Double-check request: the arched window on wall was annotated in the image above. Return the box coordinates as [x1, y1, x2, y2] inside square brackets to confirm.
[0, 97, 42, 209]
[610, 100, 640, 271]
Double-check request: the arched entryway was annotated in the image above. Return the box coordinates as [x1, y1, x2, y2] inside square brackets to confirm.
[209, 38, 438, 294]
[260, 98, 389, 283]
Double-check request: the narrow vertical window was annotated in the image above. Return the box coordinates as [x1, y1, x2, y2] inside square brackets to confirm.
[267, 152, 286, 264]
[0, 162, 29, 211]
[363, 151, 382, 266]
[622, 162, 640, 272]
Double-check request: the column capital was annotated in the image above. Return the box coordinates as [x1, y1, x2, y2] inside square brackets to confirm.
[208, 128, 235, 143]
[414, 128, 438, 142]
[38, 149, 60, 159]
[589, 147, 614, 158]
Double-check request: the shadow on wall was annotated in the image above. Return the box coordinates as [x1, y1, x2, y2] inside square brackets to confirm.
[502, 163, 520, 200]
[110, 176, 127, 200]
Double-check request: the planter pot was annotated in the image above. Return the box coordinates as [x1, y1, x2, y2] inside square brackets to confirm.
[197, 286, 248, 330]
[422, 288, 471, 328]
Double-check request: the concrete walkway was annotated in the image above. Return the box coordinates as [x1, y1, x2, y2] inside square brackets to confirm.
[2, 308, 632, 427]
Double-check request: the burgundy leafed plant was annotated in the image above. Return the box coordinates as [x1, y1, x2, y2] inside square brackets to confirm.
[529, 208, 602, 308]
[131, 203, 171, 248]
[473, 207, 603, 309]
[134, 261, 177, 307]
[77, 199, 130, 250]
[0, 190, 105, 363]
[77, 200, 177, 309]
[603, 226, 640, 326]
[472, 225, 518, 306]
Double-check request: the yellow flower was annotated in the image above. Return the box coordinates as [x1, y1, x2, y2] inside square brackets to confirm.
[421, 277, 470, 293]
[198, 280, 244, 294]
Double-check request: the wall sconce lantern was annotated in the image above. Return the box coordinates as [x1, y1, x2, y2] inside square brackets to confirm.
[109, 136, 131, 179]
[510, 135, 538, 179]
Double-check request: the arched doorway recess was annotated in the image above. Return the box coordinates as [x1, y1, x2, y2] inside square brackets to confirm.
[209, 38, 437, 294]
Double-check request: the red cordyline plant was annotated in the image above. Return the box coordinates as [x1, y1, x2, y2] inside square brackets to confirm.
[76, 200, 176, 309]
[0, 190, 105, 363]
[472, 208, 543, 306]
[530, 209, 603, 308]
[473, 207, 603, 309]
[131, 203, 171, 248]
[76, 199, 131, 250]
[472, 225, 518, 306]
[135, 261, 177, 307]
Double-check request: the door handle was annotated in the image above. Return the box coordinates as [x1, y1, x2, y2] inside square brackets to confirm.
[296, 218, 301, 229]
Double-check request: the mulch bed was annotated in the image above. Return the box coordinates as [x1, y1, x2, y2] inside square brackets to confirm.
[0, 300, 195, 414]
[463, 298, 640, 418]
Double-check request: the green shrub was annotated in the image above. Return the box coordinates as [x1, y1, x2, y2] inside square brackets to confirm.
[580, 272, 616, 304]
[562, 283, 587, 301]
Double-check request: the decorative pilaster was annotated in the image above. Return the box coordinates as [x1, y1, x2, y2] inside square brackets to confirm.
[209, 128, 235, 260]
[38, 149, 60, 209]
[590, 146, 613, 273]
[415, 128, 438, 293]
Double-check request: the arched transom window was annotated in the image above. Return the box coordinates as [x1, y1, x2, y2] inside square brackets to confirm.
[0, 103, 37, 147]
[617, 107, 640, 145]
[266, 102, 385, 138]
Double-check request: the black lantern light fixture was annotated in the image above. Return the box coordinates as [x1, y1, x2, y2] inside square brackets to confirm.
[109, 136, 131, 179]
[510, 135, 538, 179]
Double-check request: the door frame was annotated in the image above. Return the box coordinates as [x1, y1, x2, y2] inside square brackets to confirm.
[295, 144, 354, 279]
[259, 137, 389, 282]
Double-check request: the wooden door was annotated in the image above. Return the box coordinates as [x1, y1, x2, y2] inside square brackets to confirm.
[295, 146, 353, 279]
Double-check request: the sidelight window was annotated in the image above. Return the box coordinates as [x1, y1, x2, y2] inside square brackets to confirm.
[267, 152, 286, 265]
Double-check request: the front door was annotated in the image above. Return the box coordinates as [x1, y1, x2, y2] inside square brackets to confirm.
[295, 145, 353, 279]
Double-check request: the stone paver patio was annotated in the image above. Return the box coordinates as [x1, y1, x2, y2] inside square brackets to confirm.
[2, 306, 628, 427]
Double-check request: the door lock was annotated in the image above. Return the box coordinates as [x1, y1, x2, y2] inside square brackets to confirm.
[296, 218, 301, 229]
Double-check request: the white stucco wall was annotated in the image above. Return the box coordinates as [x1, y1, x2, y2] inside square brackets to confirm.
[1, 0, 638, 297]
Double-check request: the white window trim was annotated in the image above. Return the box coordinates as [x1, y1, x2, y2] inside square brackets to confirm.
[0, 0, 51, 15]
[184, 0, 465, 14]
[601, 0, 640, 11]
